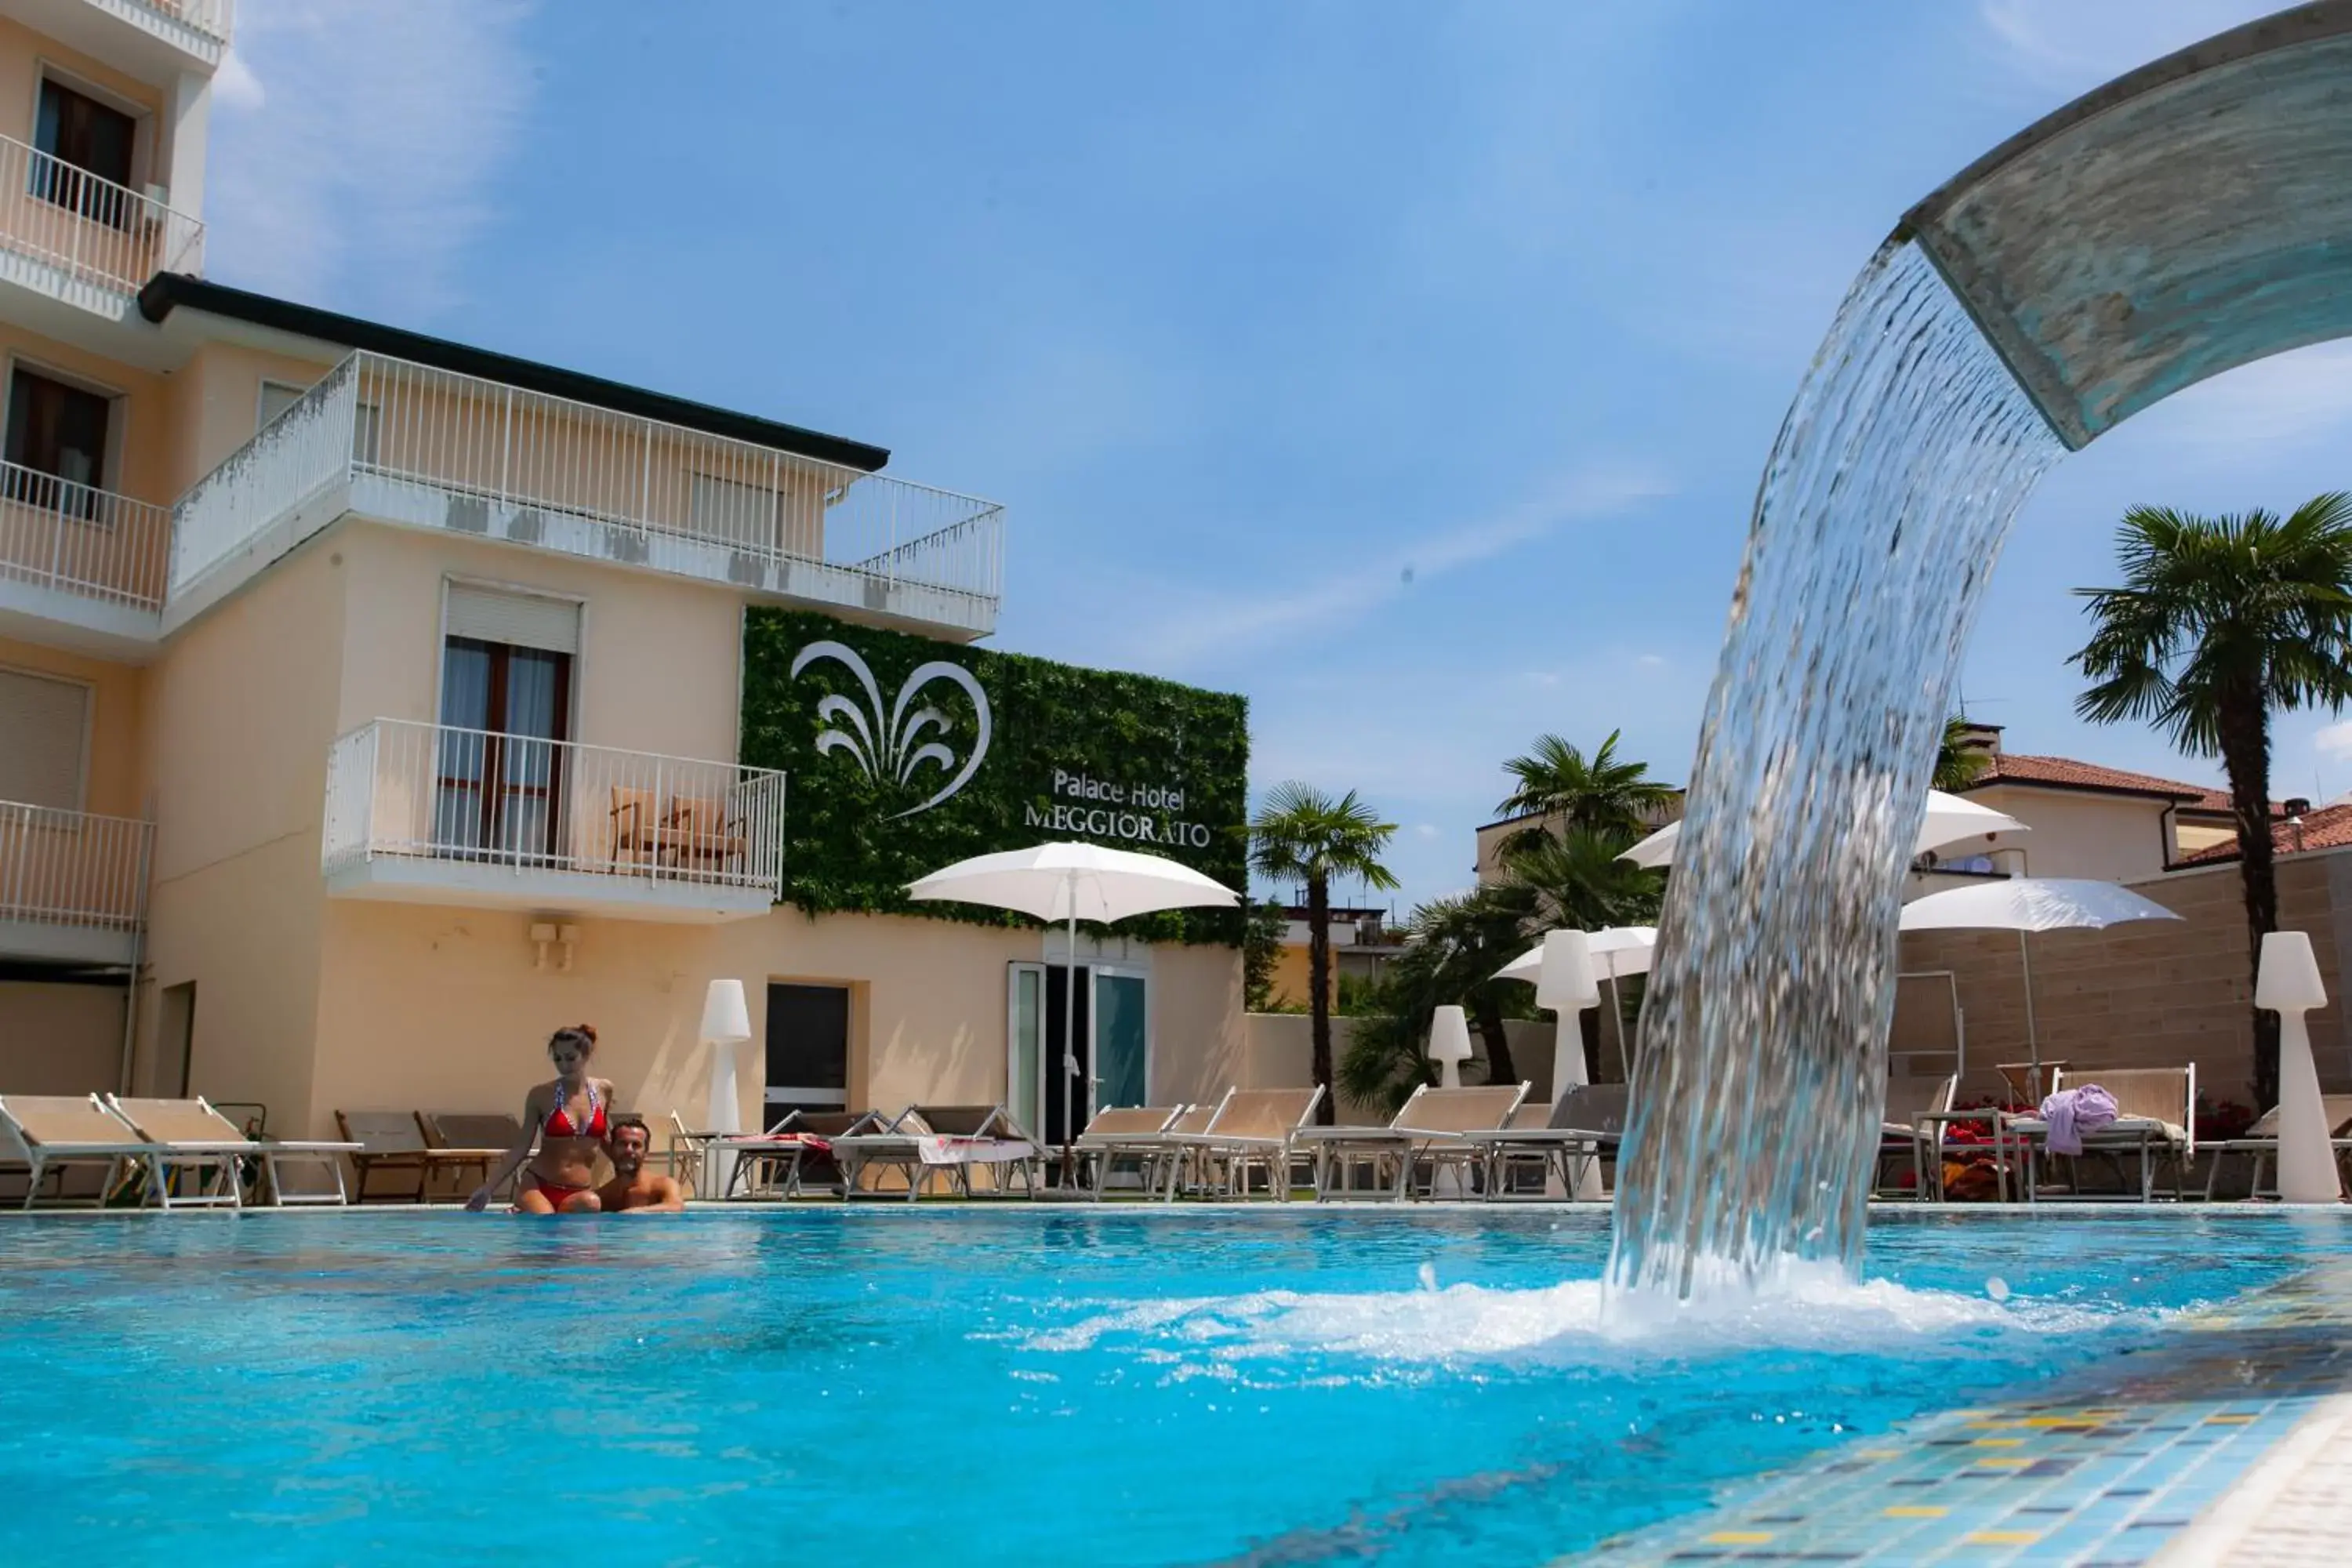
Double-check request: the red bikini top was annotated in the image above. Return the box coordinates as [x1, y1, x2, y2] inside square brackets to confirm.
[543, 1083, 607, 1139]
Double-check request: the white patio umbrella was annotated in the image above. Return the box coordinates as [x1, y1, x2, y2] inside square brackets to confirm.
[1899, 878, 2180, 1082]
[1619, 789, 2028, 870]
[908, 843, 1240, 1172]
[1495, 926, 1657, 1078]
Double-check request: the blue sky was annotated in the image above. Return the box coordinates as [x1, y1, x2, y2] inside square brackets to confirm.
[207, 1, 2352, 912]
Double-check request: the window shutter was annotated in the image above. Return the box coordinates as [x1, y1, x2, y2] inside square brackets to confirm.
[444, 584, 580, 655]
[0, 669, 90, 808]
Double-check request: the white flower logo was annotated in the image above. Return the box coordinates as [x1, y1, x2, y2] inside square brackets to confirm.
[789, 640, 993, 818]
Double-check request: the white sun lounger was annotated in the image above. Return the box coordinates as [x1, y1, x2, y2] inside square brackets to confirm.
[0, 1094, 158, 1208]
[1160, 1086, 1324, 1200]
[1072, 1104, 1189, 1200]
[829, 1105, 1044, 1200]
[1464, 1083, 1631, 1200]
[1295, 1083, 1532, 1200]
[107, 1095, 360, 1207]
[1998, 1066, 2196, 1203]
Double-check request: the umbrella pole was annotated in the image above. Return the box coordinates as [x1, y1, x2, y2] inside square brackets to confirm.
[1063, 884, 1080, 1191]
[1607, 969, 1628, 1081]
[2018, 928, 2042, 1099]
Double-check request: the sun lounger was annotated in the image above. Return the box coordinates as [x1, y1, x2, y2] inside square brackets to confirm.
[109, 1095, 360, 1207]
[829, 1105, 1044, 1200]
[1296, 1083, 1531, 1200]
[419, 1111, 530, 1203]
[2200, 1095, 2352, 1200]
[715, 1109, 884, 1200]
[1999, 1066, 2196, 1202]
[1160, 1087, 1324, 1201]
[1465, 1083, 1631, 1200]
[1880, 1074, 1958, 1198]
[1071, 1105, 1187, 1200]
[336, 1110, 505, 1203]
[0, 1094, 158, 1208]
[1083, 1094, 1229, 1200]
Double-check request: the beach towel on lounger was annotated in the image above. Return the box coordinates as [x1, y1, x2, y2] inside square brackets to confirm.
[2039, 1085, 2119, 1156]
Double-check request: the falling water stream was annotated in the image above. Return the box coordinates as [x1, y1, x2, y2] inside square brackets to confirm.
[1607, 241, 2067, 1301]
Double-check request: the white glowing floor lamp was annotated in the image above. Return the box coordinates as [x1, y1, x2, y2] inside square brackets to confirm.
[701, 978, 753, 1200]
[1427, 1006, 1475, 1196]
[2257, 931, 2342, 1203]
[1537, 930, 1603, 1200]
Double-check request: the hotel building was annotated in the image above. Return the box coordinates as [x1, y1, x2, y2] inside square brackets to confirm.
[0, 2, 1249, 1151]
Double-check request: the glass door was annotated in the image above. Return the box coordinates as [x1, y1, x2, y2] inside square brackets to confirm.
[1007, 963, 1045, 1142]
[1091, 969, 1149, 1110]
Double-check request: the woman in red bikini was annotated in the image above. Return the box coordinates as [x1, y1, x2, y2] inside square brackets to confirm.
[466, 1024, 621, 1213]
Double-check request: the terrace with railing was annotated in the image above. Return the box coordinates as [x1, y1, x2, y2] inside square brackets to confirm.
[0, 131, 205, 310]
[172, 350, 1006, 637]
[0, 800, 152, 965]
[322, 719, 787, 921]
[0, 460, 172, 613]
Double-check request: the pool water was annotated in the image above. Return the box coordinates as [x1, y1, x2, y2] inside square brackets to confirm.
[0, 1209, 2333, 1566]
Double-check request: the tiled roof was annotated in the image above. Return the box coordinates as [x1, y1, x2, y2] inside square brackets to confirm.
[2173, 802, 2352, 866]
[1958, 753, 2216, 801]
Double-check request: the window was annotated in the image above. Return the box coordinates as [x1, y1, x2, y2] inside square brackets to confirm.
[257, 377, 381, 466]
[690, 473, 776, 544]
[433, 586, 579, 858]
[31, 78, 137, 228]
[0, 667, 90, 809]
[6, 367, 112, 503]
[258, 380, 305, 430]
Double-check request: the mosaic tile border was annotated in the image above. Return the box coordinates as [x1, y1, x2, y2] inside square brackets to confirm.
[1578, 1264, 2352, 1565]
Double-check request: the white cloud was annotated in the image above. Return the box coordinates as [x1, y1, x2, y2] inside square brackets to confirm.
[2136, 341, 2352, 458]
[2314, 721, 2352, 762]
[1637, 653, 1668, 669]
[213, 49, 264, 111]
[1123, 463, 1673, 668]
[1414, 823, 1441, 840]
[205, 0, 538, 318]
[1978, 0, 2280, 94]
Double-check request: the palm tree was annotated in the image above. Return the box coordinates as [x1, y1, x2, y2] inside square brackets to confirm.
[1337, 887, 1539, 1116]
[1498, 828, 1665, 935]
[1933, 716, 1991, 791]
[1248, 783, 1399, 1123]
[1495, 731, 1677, 851]
[1407, 886, 1539, 1082]
[2072, 494, 2352, 1108]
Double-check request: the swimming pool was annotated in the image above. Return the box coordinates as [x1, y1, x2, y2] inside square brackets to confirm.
[0, 1208, 2339, 1566]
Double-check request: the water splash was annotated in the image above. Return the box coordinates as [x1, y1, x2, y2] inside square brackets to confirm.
[1011, 1271, 2179, 1366]
[1608, 241, 2066, 1301]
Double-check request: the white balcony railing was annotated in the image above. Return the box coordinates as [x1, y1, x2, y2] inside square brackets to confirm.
[0, 132, 204, 301]
[323, 719, 787, 899]
[172, 350, 1005, 626]
[0, 461, 172, 611]
[125, 0, 235, 45]
[0, 801, 153, 931]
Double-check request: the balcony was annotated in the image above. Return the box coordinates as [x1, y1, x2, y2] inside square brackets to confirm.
[0, 0, 234, 76]
[0, 461, 171, 652]
[0, 132, 204, 317]
[0, 800, 151, 966]
[321, 719, 787, 923]
[172, 350, 1005, 639]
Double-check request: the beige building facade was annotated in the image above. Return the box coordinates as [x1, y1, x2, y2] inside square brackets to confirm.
[0, 2, 1247, 1153]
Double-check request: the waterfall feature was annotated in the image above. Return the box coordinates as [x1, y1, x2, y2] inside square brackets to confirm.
[1606, 242, 2063, 1300]
[1589, 2, 2352, 1302]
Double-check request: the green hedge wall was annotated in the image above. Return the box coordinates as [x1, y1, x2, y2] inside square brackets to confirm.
[740, 609, 1250, 944]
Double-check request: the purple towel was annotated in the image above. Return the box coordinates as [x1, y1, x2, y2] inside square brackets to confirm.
[2039, 1085, 2120, 1156]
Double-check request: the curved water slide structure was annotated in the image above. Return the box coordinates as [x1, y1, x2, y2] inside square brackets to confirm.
[1901, 2, 2352, 449]
[1611, 2, 2352, 1298]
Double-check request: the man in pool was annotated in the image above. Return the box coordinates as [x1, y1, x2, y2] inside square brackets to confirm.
[595, 1116, 686, 1214]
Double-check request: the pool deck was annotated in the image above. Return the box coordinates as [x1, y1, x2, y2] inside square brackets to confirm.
[1581, 1254, 2352, 1566]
